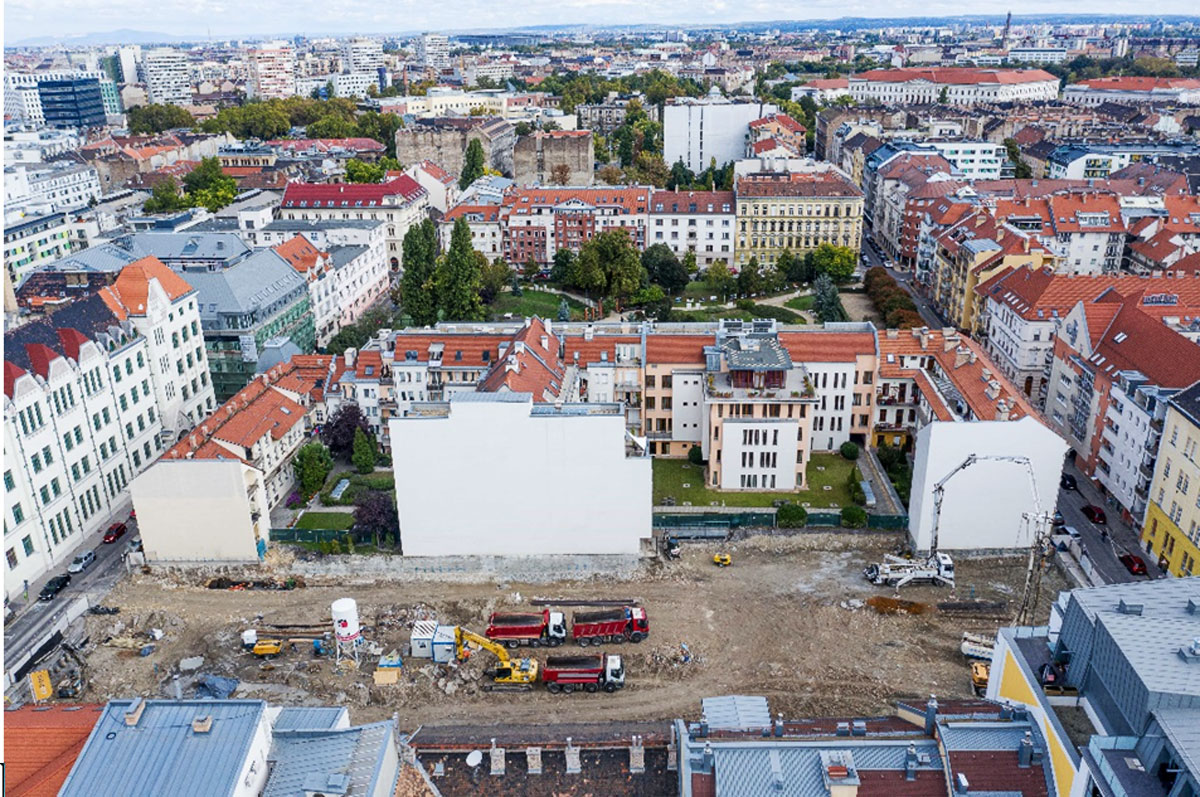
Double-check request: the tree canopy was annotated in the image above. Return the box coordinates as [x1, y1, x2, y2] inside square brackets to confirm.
[459, 138, 486, 189]
[127, 103, 194, 134]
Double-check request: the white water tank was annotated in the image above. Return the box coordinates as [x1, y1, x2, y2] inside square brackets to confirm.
[332, 598, 361, 642]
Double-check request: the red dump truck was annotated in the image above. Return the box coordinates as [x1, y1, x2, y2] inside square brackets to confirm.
[485, 609, 567, 648]
[572, 606, 650, 646]
[541, 653, 625, 694]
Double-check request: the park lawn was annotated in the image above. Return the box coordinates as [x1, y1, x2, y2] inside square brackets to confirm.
[652, 452, 856, 508]
[785, 295, 814, 312]
[489, 291, 586, 321]
[295, 511, 355, 530]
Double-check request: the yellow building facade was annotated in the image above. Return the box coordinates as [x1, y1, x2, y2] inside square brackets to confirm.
[735, 173, 864, 270]
[1140, 381, 1200, 577]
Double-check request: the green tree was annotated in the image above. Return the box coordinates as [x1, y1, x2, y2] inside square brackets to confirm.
[777, 249, 803, 283]
[703, 261, 736, 297]
[401, 219, 439, 327]
[459, 138, 486, 189]
[550, 248, 575, 283]
[812, 273, 845, 322]
[436, 217, 484, 320]
[200, 103, 290, 139]
[345, 158, 385, 183]
[628, 152, 669, 187]
[641, 244, 688, 294]
[127, 103, 194, 134]
[810, 243, 857, 283]
[682, 250, 698, 276]
[351, 427, 378, 474]
[578, 229, 643, 306]
[523, 256, 541, 280]
[354, 111, 402, 157]
[142, 176, 191, 213]
[307, 114, 356, 138]
[514, 121, 533, 136]
[354, 491, 398, 549]
[667, 158, 694, 190]
[938, 86, 949, 104]
[566, 247, 605, 297]
[181, 157, 238, 212]
[293, 442, 333, 497]
[479, 258, 510, 304]
[738, 256, 764, 296]
[1003, 137, 1033, 179]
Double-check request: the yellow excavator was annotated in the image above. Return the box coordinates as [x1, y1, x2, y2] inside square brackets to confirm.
[454, 626, 539, 692]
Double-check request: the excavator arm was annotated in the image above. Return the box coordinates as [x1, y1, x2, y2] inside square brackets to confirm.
[455, 626, 512, 666]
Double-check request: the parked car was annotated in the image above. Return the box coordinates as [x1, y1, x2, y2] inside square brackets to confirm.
[1119, 553, 1147, 576]
[1052, 511, 1065, 528]
[1081, 505, 1107, 524]
[66, 550, 96, 574]
[1060, 474, 1078, 491]
[102, 522, 127, 543]
[38, 574, 71, 601]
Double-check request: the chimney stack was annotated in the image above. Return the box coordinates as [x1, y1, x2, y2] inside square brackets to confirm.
[924, 695, 938, 735]
[905, 743, 918, 781]
[1018, 731, 1033, 768]
[985, 380, 1001, 400]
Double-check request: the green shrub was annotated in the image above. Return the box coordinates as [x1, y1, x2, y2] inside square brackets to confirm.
[328, 539, 342, 555]
[851, 483, 867, 506]
[840, 441, 859, 460]
[736, 298, 756, 311]
[777, 504, 808, 528]
[688, 445, 704, 465]
[841, 506, 867, 528]
[749, 304, 802, 323]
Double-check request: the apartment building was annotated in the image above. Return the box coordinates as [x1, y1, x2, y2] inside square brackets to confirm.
[4, 211, 74, 288]
[977, 267, 1200, 402]
[1063, 75, 1200, 106]
[871, 153, 958, 265]
[847, 68, 1059, 105]
[500, 186, 649, 265]
[272, 233, 389, 348]
[341, 37, 385, 79]
[3, 258, 210, 600]
[416, 33, 450, 70]
[247, 42, 297, 100]
[662, 95, 778, 173]
[576, 94, 658, 136]
[647, 189, 735, 270]
[746, 113, 807, 157]
[404, 160, 458, 214]
[1141, 380, 1200, 576]
[438, 204, 502, 259]
[1044, 291, 1200, 522]
[141, 48, 191, 106]
[4, 161, 101, 215]
[278, 176, 429, 269]
[734, 172, 864, 270]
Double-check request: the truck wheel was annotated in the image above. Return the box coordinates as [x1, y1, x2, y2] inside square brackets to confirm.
[547, 682, 561, 694]
[506, 640, 519, 650]
[530, 639, 541, 647]
[585, 683, 598, 693]
[549, 638, 562, 647]
[604, 683, 617, 693]
[578, 636, 590, 647]
[563, 684, 575, 694]
[630, 632, 645, 643]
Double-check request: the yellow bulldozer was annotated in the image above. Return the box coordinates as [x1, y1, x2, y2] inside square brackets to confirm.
[454, 626, 539, 692]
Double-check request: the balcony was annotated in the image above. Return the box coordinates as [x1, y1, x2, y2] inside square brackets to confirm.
[1135, 482, 1149, 499]
[1139, 460, 1155, 479]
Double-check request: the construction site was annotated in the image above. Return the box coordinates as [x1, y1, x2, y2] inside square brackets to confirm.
[64, 530, 1067, 726]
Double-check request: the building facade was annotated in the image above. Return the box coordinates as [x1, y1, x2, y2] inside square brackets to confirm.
[648, 189, 735, 271]
[663, 96, 779, 174]
[141, 49, 191, 106]
[1140, 380, 1200, 576]
[734, 172, 864, 269]
[247, 42, 297, 100]
[848, 68, 1060, 105]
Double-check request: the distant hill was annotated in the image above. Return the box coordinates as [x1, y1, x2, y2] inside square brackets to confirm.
[11, 29, 188, 47]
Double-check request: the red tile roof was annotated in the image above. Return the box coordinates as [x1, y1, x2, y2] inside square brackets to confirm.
[502, 187, 650, 215]
[272, 235, 328, 275]
[106, 256, 195, 315]
[646, 334, 712, 364]
[478, 317, 564, 400]
[1083, 295, 1200, 389]
[280, 176, 426, 208]
[4, 704, 104, 797]
[856, 770, 945, 797]
[736, 172, 862, 199]
[563, 335, 641, 367]
[1073, 76, 1200, 91]
[394, 333, 513, 365]
[415, 160, 455, 185]
[5, 361, 27, 397]
[979, 266, 1200, 322]
[948, 750, 1048, 796]
[649, 190, 735, 215]
[442, 204, 501, 223]
[268, 137, 386, 154]
[779, 331, 876, 362]
[855, 67, 1057, 85]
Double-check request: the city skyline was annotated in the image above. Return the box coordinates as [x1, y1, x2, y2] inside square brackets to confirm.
[7, 5, 1200, 44]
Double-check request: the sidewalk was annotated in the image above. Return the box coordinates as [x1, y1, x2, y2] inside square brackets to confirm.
[859, 447, 905, 516]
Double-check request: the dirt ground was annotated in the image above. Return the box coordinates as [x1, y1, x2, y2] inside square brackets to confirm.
[839, 291, 883, 325]
[75, 533, 1066, 726]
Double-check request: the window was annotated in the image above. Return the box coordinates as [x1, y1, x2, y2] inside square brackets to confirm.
[22, 536, 34, 556]
[3, 471, 12, 492]
[12, 503, 25, 524]
[31, 453, 43, 474]
[6, 549, 17, 569]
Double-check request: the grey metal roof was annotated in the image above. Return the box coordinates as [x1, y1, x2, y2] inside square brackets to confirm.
[720, 335, 793, 371]
[702, 695, 772, 731]
[59, 699, 268, 797]
[28, 243, 139, 276]
[449, 390, 532, 403]
[115, 232, 252, 263]
[328, 245, 368, 269]
[272, 706, 347, 731]
[183, 249, 306, 319]
[1171, 380, 1200, 427]
[1154, 707, 1200, 779]
[939, 722, 1038, 753]
[263, 722, 394, 797]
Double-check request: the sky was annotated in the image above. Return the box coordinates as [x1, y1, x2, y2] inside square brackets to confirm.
[4, 0, 1200, 42]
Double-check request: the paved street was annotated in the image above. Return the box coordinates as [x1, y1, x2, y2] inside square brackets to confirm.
[4, 503, 137, 678]
[1054, 457, 1161, 585]
[861, 231, 947, 330]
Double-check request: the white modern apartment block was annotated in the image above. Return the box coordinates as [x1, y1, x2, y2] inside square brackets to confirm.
[907, 416, 1068, 553]
[4, 162, 101, 214]
[416, 33, 450, 70]
[663, 95, 778, 174]
[647, 189, 735, 270]
[4, 212, 74, 289]
[116, 46, 141, 84]
[142, 49, 191, 106]
[1006, 47, 1070, 64]
[4, 84, 45, 127]
[390, 392, 651, 556]
[331, 73, 374, 99]
[924, 141, 1006, 180]
[342, 38, 385, 79]
[4, 130, 84, 164]
[848, 68, 1060, 106]
[1098, 374, 1172, 522]
[247, 41, 297, 100]
[1, 261, 209, 599]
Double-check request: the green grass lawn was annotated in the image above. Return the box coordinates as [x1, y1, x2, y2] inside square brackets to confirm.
[489, 291, 586, 321]
[784, 295, 814, 312]
[652, 453, 856, 508]
[295, 511, 355, 530]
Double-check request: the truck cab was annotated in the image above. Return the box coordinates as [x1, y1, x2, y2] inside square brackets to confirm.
[629, 607, 648, 636]
[547, 610, 567, 642]
[936, 552, 955, 580]
[605, 654, 626, 689]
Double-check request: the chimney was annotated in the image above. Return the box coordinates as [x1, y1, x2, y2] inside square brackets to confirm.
[774, 713, 784, 738]
[629, 735, 645, 774]
[584, 325, 594, 341]
[924, 695, 938, 735]
[905, 743, 918, 781]
[506, 354, 520, 373]
[191, 715, 213, 734]
[954, 347, 970, 369]
[702, 742, 714, 772]
[995, 398, 1011, 421]
[1018, 731, 1033, 768]
[955, 773, 971, 794]
[985, 380, 1001, 400]
[968, 350, 977, 364]
[920, 331, 929, 351]
[540, 335, 549, 350]
[172, 674, 182, 700]
[124, 698, 146, 726]
[981, 367, 992, 381]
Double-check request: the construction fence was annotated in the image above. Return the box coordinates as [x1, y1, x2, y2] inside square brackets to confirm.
[271, 528, 352, 544]
[653, 510, 908, 531]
